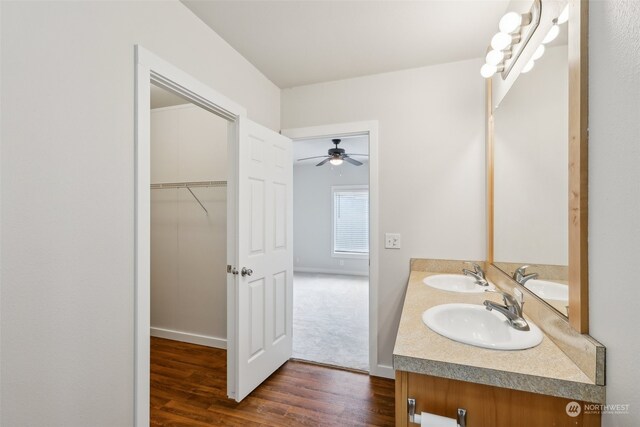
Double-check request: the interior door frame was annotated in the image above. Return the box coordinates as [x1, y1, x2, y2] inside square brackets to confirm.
[281, 121, 387, 378]
[133, 45, 246, 426]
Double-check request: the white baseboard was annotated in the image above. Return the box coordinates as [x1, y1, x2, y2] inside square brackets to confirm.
[294, 266, 369, 277]
[370, 364, 395, 379]
[150, 327, 227, 349]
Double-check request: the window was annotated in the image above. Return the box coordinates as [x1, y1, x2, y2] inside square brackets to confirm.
[332, 185, 369, 258]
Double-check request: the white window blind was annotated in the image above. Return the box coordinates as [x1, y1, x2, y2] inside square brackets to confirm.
[333, 187, 369, 255]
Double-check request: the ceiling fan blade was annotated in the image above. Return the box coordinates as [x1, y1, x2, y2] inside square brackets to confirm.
[345, 153, 369, 157]
[316, 158, 332, 167]
[343, 156, 363, 166]
[297, 155, 330, 161]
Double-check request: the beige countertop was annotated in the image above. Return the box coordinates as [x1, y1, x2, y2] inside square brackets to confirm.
[393, 270, 605, 403]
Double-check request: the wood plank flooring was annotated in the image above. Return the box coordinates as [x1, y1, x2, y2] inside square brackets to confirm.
[150, 337, 396, 426]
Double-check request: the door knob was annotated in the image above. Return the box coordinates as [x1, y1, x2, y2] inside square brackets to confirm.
[241, 267, 253, 277]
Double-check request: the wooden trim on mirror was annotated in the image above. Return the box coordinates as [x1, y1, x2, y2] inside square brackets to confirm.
[486, 0, 589, 333]
[486, 78, 494, 265]
[568, 0, 589, 333]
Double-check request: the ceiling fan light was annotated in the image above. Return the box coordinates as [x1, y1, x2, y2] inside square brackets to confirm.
[329, 157, 343, 166]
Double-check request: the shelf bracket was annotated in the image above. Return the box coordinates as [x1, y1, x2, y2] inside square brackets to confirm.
[186, 187, 208, 215]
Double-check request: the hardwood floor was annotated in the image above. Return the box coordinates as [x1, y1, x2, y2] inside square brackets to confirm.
[150, 337, 396, 426]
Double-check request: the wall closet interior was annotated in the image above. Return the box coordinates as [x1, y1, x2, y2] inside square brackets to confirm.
[150, 84, 228, 349]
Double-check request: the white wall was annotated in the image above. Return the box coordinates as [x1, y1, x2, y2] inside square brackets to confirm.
[150, 105, 227, 346]
[294, 162, 369, 275]
[589, 1, 640, 425]
[282, 58, 486, 368]
[494, 45, 568, 266]
[0, 1, 279, 426]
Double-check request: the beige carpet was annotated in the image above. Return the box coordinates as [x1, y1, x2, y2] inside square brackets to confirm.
[292, 272, 369, 371]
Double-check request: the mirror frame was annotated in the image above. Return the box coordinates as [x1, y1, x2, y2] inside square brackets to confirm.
[486, 0, 589, 333]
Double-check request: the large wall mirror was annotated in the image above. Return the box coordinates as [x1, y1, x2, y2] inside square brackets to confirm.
[488, 0, 588, 332]
[494, 23, 569, 315]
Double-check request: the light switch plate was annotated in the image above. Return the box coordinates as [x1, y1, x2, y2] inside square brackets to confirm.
[385, 233, 401, 249]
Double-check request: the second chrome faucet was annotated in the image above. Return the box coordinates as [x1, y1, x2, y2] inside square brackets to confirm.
[513, 265, 539, 285]
[462, 262, 490, 287]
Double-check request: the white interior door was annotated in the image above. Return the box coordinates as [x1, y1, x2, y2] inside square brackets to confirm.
[232, 116, 293, 401]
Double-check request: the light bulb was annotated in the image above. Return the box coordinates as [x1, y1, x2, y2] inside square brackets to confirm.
[521, 59, 535, 73]
[499, 12, 523, 33]
[480, 63, 498, 78]
[485, 50, 505, 66]
[542, 24, 560, 44]
[329, 157, 343, 166]
[532, 44, 545, 60]
[491, 32, 513, 50]
[557, 4, 569, 24]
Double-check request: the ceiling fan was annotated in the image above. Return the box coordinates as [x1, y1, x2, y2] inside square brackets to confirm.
[296, 139, 368, 166]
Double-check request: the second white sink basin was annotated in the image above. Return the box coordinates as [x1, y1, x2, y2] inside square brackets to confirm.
[525, 279, 568, 302]
[422, 303, 543, 350]
[423, 274, 495, 293]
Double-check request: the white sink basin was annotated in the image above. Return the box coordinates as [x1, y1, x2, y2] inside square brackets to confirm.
[423, 274, 495, 293]
[422, 303, 543, 350]
[525, 279, 568, 302]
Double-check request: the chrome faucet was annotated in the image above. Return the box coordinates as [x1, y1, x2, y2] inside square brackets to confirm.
[483, 289, 530, 331]
[462, 262, 489, 287]
[513, 265, 538, 285]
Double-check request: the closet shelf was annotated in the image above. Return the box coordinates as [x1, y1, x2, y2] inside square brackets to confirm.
[150, 180, 226, 190]
[150, 181, 226, 215]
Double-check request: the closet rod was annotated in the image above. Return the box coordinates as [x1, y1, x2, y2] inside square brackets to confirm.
[150, 180, 226, 190]
[150, 181, 226, 215]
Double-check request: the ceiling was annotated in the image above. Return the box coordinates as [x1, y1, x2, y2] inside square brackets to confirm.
[182, 0, 510, 88]
[293, 135, 369, 165]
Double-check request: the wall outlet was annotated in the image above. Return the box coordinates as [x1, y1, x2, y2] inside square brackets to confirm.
[339, 259, 345, 266]
[385, 233, 401, 249]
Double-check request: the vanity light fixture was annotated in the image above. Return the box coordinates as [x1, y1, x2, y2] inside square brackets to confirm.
[499, 11, 533, 34]
[479, 3, 540, 79]
[557, 4, 570, 25]
[491, 32, 518, 51]
[486, 49, 508, 66]
[532, 44, 545, 60]
[480, 63, 504, 79]
[542, 20, 561, 44]
[481, 2, 570, 79]
[520, 59, 535, 73]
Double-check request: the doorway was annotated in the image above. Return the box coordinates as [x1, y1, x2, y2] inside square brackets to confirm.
[148, 83, 230, 422]
[292, 135, 370, 371]
[149, 83, 228, 350]
[135, 46, 295, 426]
[282, 121, 381, 377]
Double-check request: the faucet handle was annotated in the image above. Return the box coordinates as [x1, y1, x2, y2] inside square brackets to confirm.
[484, 288, 519, 311]
[464, 261, 484, 276]
[514, 265, 530, 275]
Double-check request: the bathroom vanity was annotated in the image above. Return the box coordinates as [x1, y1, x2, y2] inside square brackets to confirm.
[393, 260, 605, 427]
[393, 2, 604, 425]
